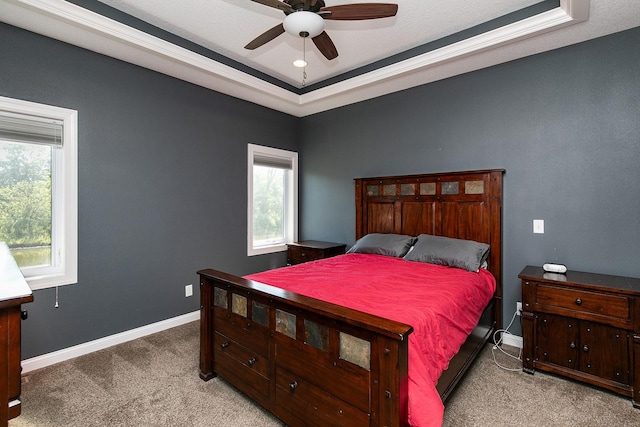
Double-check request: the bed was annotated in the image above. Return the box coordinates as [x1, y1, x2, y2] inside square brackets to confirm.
[198, 169, 504, 426]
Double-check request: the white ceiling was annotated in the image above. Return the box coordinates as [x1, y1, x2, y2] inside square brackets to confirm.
[95, 0, 543, 88]
[1, 0, 639, 117]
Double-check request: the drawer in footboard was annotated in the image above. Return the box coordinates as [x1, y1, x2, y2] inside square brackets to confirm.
[214, 306, 269, 356]
[275, 365, 370, 427]
[275, 336, 371, 412]
[214, 334, 270, 403]
[214, 331, 269, 378]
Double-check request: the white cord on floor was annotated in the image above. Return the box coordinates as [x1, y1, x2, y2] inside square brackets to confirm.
[491, 308, 523, 371]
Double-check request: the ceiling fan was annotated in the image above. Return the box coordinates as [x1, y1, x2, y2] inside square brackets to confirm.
[245, 0, 398, 60]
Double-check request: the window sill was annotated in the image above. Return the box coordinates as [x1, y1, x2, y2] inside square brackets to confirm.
[248, 243, 288, 257]
[25, 272, 77, 291]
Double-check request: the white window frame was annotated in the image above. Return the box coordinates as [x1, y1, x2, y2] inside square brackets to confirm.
[247, 143, 298, 256]
[0, 96, 78, 290]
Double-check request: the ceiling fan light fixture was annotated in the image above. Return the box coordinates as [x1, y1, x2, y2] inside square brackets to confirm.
[293, 59, 307, 68]
[283, 11, 324, 38]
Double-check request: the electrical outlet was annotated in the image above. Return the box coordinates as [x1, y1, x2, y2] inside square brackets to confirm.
[516, 301, 522, 316]
[185, 284, 193, 297]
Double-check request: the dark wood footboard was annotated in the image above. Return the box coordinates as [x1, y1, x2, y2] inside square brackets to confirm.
[199, 268, 413, 427]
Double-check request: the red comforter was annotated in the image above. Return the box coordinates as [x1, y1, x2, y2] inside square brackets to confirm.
[245, 253, 496, 427]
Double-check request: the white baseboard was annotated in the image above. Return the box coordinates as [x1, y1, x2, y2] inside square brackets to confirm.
[21, 310, 200, 374]
[501, 333, 523, 349]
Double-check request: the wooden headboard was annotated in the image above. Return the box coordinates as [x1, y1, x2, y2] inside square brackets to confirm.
[354, 169, 505, 328]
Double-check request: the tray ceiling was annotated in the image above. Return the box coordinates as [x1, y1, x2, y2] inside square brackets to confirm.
[1, 0, 639, 116]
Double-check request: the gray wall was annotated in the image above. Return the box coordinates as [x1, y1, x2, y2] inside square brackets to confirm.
[2, 21, 639, 356]
[300, 27, 640, 335]
[1, 23, 300, 358]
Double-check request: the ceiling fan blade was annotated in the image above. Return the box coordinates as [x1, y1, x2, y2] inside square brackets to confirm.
[321, 3, 398, 20]
[312, 31, 338, 60]
[244, 23, 286, 50]
[250, 0, 295, 13]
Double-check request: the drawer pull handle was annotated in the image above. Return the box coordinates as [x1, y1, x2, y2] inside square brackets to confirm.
[289, 381, 298, 391]
[248, 357, 256, 366]
[569, 342, 576, 349]
[575, 298, 582, 305]
[583, 345, 589, 353]
[221, 342, 230, 349]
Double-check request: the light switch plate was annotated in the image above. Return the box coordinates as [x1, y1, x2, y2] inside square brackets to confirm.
[533, 219, 544, 234]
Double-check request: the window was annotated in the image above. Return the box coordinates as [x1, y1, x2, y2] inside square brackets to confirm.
[248, 144, 298, 256]
[0, 96, 77, 290]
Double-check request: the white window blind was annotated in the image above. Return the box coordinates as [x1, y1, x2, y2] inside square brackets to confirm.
[253, 153, 293, 170]
[0, 111, 63, 147]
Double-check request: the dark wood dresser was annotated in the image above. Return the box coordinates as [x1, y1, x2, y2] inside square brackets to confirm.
[519, 265, 640, 408]
[286, 241, 346, 265]
[1, 243, 33, 426]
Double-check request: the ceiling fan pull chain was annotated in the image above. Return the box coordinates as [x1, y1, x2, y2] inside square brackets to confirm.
[302, 36, 307, 86]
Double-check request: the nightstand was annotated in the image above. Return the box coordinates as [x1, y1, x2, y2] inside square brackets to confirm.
[519, 265, 640, 408]
[286, 241, 346, 265]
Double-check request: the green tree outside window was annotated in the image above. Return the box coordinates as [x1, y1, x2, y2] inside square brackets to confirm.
[0, 140, 53, 267]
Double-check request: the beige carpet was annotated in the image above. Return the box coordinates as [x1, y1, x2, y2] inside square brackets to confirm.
[443, 344, 640, 427]
[10, 321, 639, 426]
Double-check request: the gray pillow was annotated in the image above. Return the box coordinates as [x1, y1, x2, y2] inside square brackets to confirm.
[403, 234, 490, 272]
[346, 233, 416, 257]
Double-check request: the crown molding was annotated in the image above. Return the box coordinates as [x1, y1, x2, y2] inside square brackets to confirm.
[0, 0, 590, 117]
[299, 0, 589, 114]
